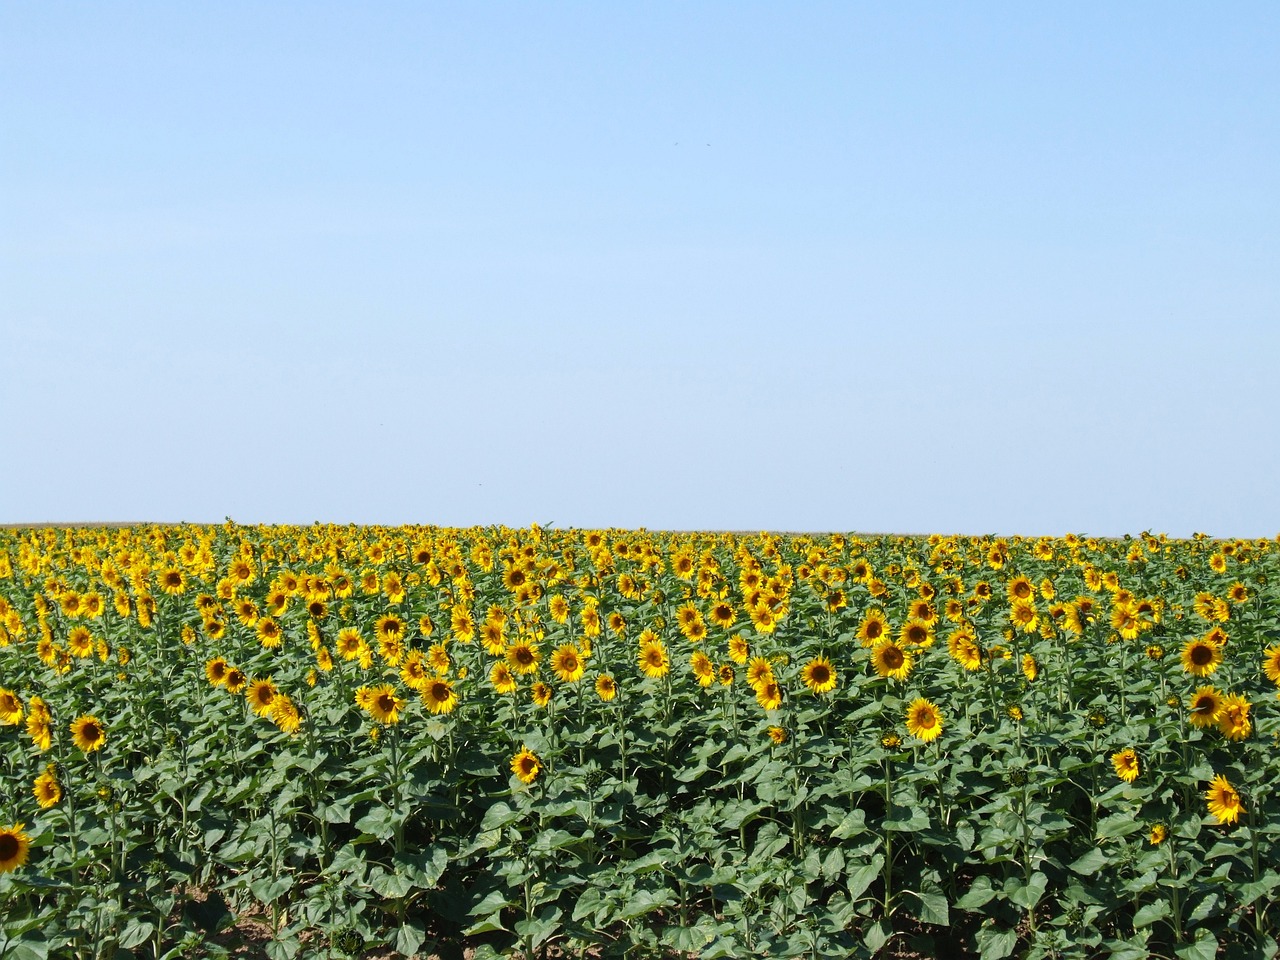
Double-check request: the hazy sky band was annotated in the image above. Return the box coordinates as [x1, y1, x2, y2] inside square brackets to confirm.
[2, 4, 1277, 536]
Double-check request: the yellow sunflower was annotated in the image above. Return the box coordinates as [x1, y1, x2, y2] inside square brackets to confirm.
[801, 656, 837, 694]
[871, 642, 912, 682]
[638, 639, 670, 679]
[270, 695, 302, 735]
[690, 651, 716, 688]
[506, 641, 541, 675]
[1111, 748, 1140, 783]
[857, 609, 889, 647]
[70, 714, 107, 753]
[510, 747, 541, 784]
[246, 679, 278, 717]
[1181, 637, 1223, 677]
[33, 767, 61, 808]
[531, 682, 552, 708]
[367, 684, 406, 724]
[0, 688, 23, 725]
[422, 678, 459, 715]
[551, 645, 585, 684]
[0, 823, 31, 874]
[1188, 686, 1225, 728]
[1206, 774, 1244, 825]
[754, 678, 783, 711]
[905, 699, 943, 743]
[595, 674, 617, 701]
[1217, 693, 1251, 741]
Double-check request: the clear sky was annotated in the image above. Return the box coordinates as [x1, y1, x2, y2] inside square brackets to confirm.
[2, 3, 1277, 537]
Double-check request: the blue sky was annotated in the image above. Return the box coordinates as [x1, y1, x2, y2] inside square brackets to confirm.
[2, 3, 1277, 536]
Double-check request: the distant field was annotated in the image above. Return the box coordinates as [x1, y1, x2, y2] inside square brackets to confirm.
[0, 524, 1276, 959]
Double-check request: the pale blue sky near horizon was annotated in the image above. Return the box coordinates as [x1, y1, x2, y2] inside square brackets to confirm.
[2, 3, 1277, 537]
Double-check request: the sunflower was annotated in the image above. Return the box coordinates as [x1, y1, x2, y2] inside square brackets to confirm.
[426, 643, 451, 675]
[857, 610, 889, 647]
[33, 767, 61, 808]
[948, 630, 983, 671]
[727, 635, 750, 664]
[1206, 774, 1244, 825]
[422, 678, 459, 715]
[270, 695, 302, 735]
[510, 747, 541, 784]
[0, 688, 22, 725]
[335, 628, 365, 661]
[256, 617, 283, 648]
[746, 656, 774, 691]
[490, 662, 518, 695]
[899, 619, 933, 648]
[224, 668, 248, 694]
[1149, 823, 1168, 845]
[506, 641, 541, 675]
[26, 698, 52, 751]
[67, 626, 95, 658]
[375, 614, 406, 643]
[801, 655, 838, 694]
[595, 674, 617, 701]
[1181, 638, 1223, 677]
[0, 823, 31, 874]
[531, 682, 552, 708]
[754, 678, 783, 711]
[749, 603, 778, 635]
[70, 715, 107, 753]
[1111, 748, 1140, 783]
[689, 651, 716, 687]
[480, 619, 505, 655]
[551, 645, 585, 684]
[638, 639, 670, 679]
[367, 684, 407, 724]
[871, 642, 912, 682]
[905, 699, 943, 743]
[767, 726, 788, 745]
[246, 679, 278, 717]
[1217, 693, 1251, 741]
[1022, 654, 1038, 682]
[710, 602, 735, 629]
[1263, 646, 1280, 685]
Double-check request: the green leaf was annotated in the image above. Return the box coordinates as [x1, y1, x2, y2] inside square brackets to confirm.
[847, 855, 884, 901]
[909, 887, 949, 926]
[1175, 930, 1218, 960]
[249, 874, 294, 904]
[975, 923, 1018, 960]
[118, 920, 157, 950]
[864, 919, 892, 955]
[1132, 899, 1170, 928]
[395, 920, 426, 957]
[1069, 847, 1110, 876]
[955, 876, 996, 911]
[1005, 873, 1047, 911]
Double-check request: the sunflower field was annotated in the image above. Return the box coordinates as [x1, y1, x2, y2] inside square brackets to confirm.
[1, 524, 1279, 959]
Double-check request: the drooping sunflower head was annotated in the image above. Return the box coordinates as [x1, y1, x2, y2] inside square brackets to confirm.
[0, 688, 23, 725]
[33, 767, 61, 809]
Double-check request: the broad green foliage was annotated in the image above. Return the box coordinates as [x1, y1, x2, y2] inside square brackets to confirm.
[0, 525, 1278, 958]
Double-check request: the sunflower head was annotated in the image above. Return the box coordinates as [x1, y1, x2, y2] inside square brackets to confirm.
[511, 747, 542, 784]
[70, 715, 107, 753]
[0, 823, 32, 874]
[905, 698, 943, 743]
